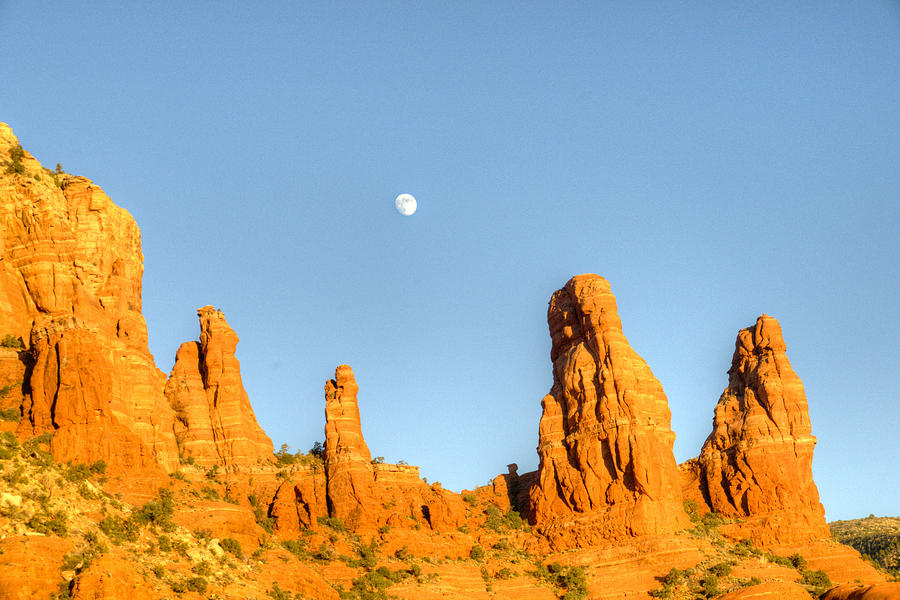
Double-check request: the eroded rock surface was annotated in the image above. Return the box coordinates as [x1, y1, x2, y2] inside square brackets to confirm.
[165, 306, 274, 467]
[821, 583, 900, 600]
[0, 123, 177, 471]
[697, 315, 829, 544]
[528, 274, 687, 548]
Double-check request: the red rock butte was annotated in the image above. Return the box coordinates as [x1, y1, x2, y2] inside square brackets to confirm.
[692, 314, 829, 545]
[527, 274, 688, 548]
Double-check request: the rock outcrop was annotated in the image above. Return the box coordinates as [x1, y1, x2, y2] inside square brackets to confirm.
[165, 306, 274, 467]
[696, 315, 829, 544]
[821, 583, 900, 600]
[266, 364, 466, 534]
[324, 364, 377, 527]
[0, 123, 178, 471]
[528, 274, 687, 547]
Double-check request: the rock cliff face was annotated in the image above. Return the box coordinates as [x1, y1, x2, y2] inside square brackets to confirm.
[528, 274, 687, 547]
[0, 123, 178, 471]
[324, 364, 378, 528]
[696, 315, 829, 544]
[165, 306, 274, 467]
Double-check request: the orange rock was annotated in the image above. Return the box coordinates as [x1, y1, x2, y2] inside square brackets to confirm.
[717, 581, 812, 600]
[821, 583, 900, 600]
[528, 275, 687, 548]
[772, 539, 886, 585]
[324, 364, 377, 528]
[165, 306, 274, 467]
[173, 497, 263, 552]
[70, 551, 155, 600]
[270, 472, 328, 534]
[0, 535, 74, 599]
[697, 315, 829, 544]
[0, 122, 178, 471]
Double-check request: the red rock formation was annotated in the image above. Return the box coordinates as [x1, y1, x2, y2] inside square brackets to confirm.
[0, 535, 74, 600]
[165, 306, 274, 467]
[718, 581, 812, 600]
[0, 123, 178, 471]
[528, 274, 687, 548]
[324, 364, 377, 527]
[71, 551, 155, 600]
[697, 315, 829, 544]
[270, 474, 328, 533]
[821, 583, 900, 600]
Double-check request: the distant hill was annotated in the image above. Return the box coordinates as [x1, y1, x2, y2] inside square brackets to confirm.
[831, 516, 900, 578]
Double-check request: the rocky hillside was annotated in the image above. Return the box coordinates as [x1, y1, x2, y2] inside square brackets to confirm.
[830, 516, 900, 578]
[0, 122, 894, 599]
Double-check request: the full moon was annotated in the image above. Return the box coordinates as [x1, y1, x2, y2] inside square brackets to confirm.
[395, 193, 417, 216]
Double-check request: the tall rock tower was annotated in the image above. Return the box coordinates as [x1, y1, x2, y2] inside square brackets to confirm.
[697, 315, 828, 544]
[164, 306, 274, 467]
[528, 274, 686, 548]
[324, 364, 377, 528]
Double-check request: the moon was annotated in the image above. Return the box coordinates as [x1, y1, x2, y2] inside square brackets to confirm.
[395, 193, 417, 216]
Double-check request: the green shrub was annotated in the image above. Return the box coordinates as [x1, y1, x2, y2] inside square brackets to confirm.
[267, 583, 292, 600]
[4, 145, 25, 176]
[648, 585, 674, 598]
[64, 463, 93, 482]
[789, 553, 808, 570]
[28, 510, 68, 536]
[699, 573, 719, 598]
[99, 515, 139, 544]
[469, 544, 485, 562]
[317, 516, 347, 533]
[184, 576, 207, 593]
[133, 488, 176, 531]
[253, 505, 275, 534]
[462, 494, 477, 505]
[220, 537, 242, 558]
[800, 568, 831, 594]
[283, 538, 310, 560]
[495, 567, 514, 579]
[89, 461, 107, 475]
[0, 408, 20, 422]
[313, 542, 334, 561]
[0, 335, 23, 349]
[709, 561, 733, 577]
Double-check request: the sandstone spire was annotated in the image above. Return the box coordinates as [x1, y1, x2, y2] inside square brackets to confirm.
[324, 364, 376, 527]
[528, 274, 686, 547]
[697, 315, 828, 543]
[165, 306, 274, 467]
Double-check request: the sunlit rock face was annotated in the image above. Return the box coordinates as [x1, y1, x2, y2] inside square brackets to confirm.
[164, 306, 274, 468]
[697, 315, 829, 544]
[0, 122, 178, 471]
[323, 364, 377, 528]
[528, 274, 687, 548]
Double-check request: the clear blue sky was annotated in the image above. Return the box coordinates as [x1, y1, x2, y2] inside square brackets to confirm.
[1, 2, 897, 521]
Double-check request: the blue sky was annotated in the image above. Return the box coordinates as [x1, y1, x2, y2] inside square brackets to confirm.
[1, 2, 897, 521]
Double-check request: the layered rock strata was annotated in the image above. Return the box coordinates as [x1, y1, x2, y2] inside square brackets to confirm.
[165, 306, 274, 467]
[324, 364, 378, 527]
[528, 274, 687, 547]
[696, 315, 829, 544]
[0, 123, 178, 471]
[268, 364, 466, 534]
